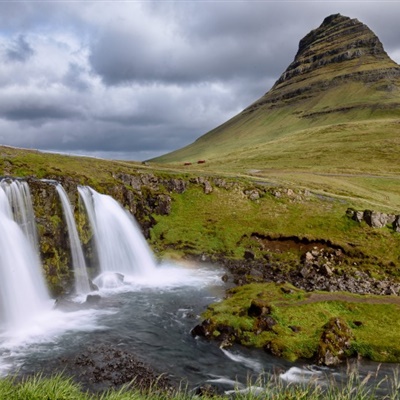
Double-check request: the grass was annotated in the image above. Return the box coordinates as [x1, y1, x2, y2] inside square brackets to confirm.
[200, 282, 400, 363]
[151, 183, 400, 277]
[1, 369, 400, 400]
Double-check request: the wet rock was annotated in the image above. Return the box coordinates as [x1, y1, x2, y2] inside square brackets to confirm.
[194, 384, 219, 397]
[315, 317, 354, 366]
[59, 344, 172, 393]
[86, 294, 101, 304]
[221, 274, 229, 282]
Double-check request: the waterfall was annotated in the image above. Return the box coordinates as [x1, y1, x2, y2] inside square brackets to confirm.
[0, 184, 52, 330]
[0, 179, 39, 251]
[56, 185, 91, 295]
[78, 186, 156, 284]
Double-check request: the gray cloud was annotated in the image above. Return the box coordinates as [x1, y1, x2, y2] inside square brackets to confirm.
[6, 35, 34, 62]
[0, 1, 399, 160]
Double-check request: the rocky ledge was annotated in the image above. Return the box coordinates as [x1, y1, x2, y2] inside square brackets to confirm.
[218, 246, 400, 296]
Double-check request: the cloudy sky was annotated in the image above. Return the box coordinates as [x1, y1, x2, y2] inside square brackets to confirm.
[1, 1, 400, 161]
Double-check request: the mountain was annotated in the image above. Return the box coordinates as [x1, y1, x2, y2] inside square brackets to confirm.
[153, 14, 400, 175]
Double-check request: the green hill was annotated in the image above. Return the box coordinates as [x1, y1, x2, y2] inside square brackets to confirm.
[153, 14, 400, 178]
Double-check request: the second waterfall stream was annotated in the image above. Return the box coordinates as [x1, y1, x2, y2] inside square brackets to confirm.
[78, 186, 157, 289]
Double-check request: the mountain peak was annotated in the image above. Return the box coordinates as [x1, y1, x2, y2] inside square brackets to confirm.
[153, 15, 400, 168]
[247, 14, 399, 110]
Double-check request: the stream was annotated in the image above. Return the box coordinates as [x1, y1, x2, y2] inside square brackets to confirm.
[0, 262, 398, 396]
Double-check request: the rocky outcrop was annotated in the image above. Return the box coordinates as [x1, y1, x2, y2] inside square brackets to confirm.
[23, 173, 237, 295]
[219, 246, 400, 296]
[346, 208, 399, 229]
[315, 317, 354, 366]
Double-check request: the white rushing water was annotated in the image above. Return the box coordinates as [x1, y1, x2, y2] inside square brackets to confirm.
[56, 185, 91, 295]
[78, 186, 157, 288]
[0, 179, 39, 251]
[0, 185, 53, 331]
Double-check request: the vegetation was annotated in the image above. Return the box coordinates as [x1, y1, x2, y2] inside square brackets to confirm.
[1, 370, 399, 400]
[200, 282, 400, 363]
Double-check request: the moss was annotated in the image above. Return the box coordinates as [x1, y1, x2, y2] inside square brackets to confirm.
[200, 283, 400, 363]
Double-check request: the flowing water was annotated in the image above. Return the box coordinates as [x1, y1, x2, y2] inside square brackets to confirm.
[56, 184, 91, 295]
[0, 181, 398, 396]
[0, 184, 53, 331]
[78, 186, 157, 283]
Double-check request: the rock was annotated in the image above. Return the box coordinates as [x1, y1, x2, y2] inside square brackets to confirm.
[315, 317, 354, 366]
[364, 210, 389, 228]
[320, 263, 333, 276]
[304, 251, 314, 263]
[155, 194, 172, 215]
[203, 180, 213, 194]
[244, 250, 255, 260]
[254, 316, 277, 334]
[393, 216, 400, 232]
[86, 294, 101, 304]
[244, 189, 260, 201]
[164, 178, 186, 194]
[281, 287, 294, 295]
[221, 274, 229, 282]
[191, 324, 208, 338]
[248, 299, 271, 317]
[289, 325, 302, 333]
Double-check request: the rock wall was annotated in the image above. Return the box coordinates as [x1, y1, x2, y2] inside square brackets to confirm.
[25, 173, 189, 295]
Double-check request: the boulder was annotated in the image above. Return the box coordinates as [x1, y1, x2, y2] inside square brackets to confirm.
[315, 317, 353, 366]
[393, 216, 400, 233]
[203, 180, 213, 194]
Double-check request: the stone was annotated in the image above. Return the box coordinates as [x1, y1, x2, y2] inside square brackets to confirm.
[315, 317, 353, 366]
[248, 299, 271, 317]
[320, 263, 333, 276]
[155, 194, 172, 215]
[244, 250, 255, 260]
[254, 316, 277, 334]
[203, 180, 213, 194]
[86, 294, 101, 304]
[393, 216, 400, 233]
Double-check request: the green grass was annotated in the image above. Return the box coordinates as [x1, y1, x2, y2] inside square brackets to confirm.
[201, 282, 400, 363]
[151, 183, 400, 276]
[1, 370, 399, 400]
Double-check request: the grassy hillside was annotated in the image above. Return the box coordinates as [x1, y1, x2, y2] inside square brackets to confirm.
[152, 16, 400, 197]
[151, 82, 400, 175]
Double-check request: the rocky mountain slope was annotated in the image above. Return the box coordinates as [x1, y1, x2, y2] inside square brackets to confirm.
[153, 14, 400, 175]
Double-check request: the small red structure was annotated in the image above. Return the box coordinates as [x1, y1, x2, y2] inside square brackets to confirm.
[197, 160, 206, 164]
[184, 162, 192, 166]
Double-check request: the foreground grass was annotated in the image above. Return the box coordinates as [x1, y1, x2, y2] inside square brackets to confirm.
[1, 371, 399, 400]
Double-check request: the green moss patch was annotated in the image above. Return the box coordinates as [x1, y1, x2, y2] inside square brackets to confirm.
[200, 282, 400, 363]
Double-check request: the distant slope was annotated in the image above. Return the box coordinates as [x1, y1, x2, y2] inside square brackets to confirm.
[153, 14, 400, 174]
